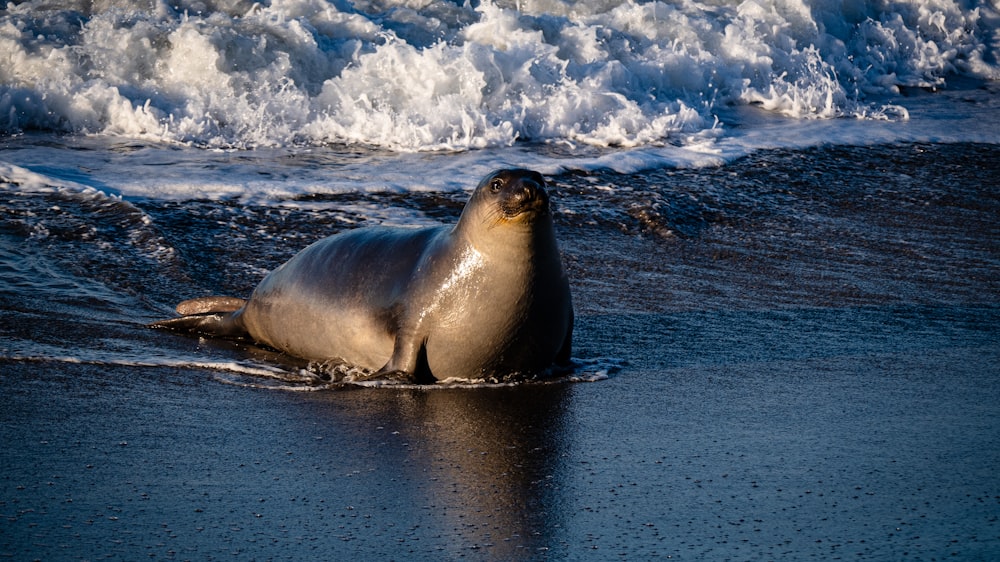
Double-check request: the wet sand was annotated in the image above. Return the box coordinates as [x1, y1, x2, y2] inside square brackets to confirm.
[3, 313, 998, 559]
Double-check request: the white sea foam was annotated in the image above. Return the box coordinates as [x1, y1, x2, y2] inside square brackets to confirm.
[5, 352, 322, 380]
[2, 352, 616, 390]
[0, 161, 102, 194]
[2, 0, 997, 152]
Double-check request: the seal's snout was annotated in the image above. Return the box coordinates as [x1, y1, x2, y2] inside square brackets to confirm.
[511, 177, 545, 207]
[494, 170, 550, 219]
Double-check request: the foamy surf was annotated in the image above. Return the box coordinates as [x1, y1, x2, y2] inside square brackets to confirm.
[2, 0, 996, 152]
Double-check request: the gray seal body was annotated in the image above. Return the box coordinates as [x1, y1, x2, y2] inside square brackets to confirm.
[151, 169, 573, 383]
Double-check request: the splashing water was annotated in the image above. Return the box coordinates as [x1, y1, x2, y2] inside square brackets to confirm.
[2, 0, 996, 150]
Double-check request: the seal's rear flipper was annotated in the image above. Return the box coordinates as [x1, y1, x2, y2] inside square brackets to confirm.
[148, 311, 248, 339]
[175, 296, 246, 315]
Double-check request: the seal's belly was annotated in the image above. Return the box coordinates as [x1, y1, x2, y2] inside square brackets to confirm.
[243, 294, 395, 370]
[251, 302, 394, 370]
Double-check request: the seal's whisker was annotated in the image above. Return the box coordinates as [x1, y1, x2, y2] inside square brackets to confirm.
[482, 205, 508, 230]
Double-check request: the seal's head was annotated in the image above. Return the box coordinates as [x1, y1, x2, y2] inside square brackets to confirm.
[470, 169, 551, 227]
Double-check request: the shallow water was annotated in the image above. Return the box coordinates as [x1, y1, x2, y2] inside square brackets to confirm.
[2, 140, 999, 559]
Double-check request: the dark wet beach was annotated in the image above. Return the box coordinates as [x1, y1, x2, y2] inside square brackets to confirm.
[2, 142, 1000, 559]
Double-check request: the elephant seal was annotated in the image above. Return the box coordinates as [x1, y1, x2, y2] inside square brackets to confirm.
[151, 169, 573, 383]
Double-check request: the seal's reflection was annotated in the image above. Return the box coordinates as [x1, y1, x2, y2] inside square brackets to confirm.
[305, 383, 571, 557]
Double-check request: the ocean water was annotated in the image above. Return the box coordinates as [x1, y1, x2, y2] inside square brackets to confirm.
[2, 0, 1000, 559]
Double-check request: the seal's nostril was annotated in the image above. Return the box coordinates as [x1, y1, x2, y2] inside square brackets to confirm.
[519, 180, 539, 200]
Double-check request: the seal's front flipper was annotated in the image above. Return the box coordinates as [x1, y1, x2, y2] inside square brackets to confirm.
[365, 336, 434, 384]
[148, 311, 248, 339]
[356, 368, 416, 384]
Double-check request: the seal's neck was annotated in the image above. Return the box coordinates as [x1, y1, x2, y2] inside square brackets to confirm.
[454, 212, 561, 266]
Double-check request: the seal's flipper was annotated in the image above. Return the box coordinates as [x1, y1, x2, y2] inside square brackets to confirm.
[367, 337, 433, 384]
[148, 311, 248, 339]
[175, 296, 246, 315]
[356, 368, 417, 384]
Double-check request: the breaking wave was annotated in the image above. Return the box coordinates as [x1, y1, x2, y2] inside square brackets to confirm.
[2, 0, 996, 150]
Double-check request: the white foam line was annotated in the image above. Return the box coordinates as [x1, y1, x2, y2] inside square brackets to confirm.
[6, 354, 621, 389]
[5, 354, 309, 379]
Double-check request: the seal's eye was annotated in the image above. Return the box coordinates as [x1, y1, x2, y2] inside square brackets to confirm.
[490, 179, 503, 193]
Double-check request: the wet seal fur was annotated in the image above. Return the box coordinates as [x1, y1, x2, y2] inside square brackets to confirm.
[150, 169, 573, 383]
